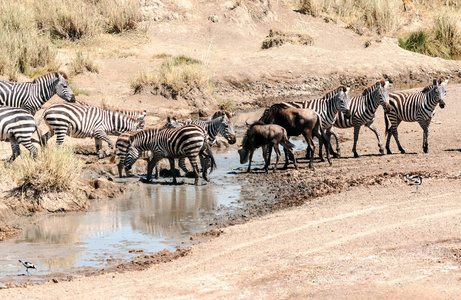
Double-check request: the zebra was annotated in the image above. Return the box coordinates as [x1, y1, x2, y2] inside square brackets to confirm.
[277, 85, 351, 160]
[165, 110, 236, 145]
[333, 79, 390, 158]
[38, 102, 145, 158]
[124, 124, 216, 185]
[0, 107, 38, 163]
[384, 78, 448, 154]
[0, 71, 75, 115]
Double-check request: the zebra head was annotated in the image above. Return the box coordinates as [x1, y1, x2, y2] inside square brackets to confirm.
[365, 79, 390, 113]
[124, 139, 141, 173]
[54, 72, 76, 103]
[213, 110, 236, 144]
[165, 116, 179, 128]
[433, 78, 448, 109]
[333, 85, 351, 118]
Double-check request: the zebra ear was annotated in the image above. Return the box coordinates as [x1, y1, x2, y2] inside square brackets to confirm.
[384, 80, 389, 89]
[433, 78, 438, 86]
[345, 86, 350, 94]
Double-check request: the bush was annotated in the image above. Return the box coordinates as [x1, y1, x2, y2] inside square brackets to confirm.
[10, 146, 82, 195]
[131, 55, 209, 97]
[262, 29, 313, 49]
[97, 0, 142, 34]
[399, 30, 450, 59]
[0, 2, 57, 80]
[70, 51, 100, 75]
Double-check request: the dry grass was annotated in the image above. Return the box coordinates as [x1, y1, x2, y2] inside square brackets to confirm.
[70, 51, 100, 75]
[0, 1, 57, 80]
[98, 0, 142, 34]
[262, 29, 313, 49]
[8, 146, 82, 196]
[131, 55, 209, 97]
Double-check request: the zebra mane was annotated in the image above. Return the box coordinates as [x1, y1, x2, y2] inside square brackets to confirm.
[421, 84, 436, 93]
[32, 71, 68, 83]
[211, 110, 232, 120]
[362, 81, 381, 96]
[323, 85, 348, 99]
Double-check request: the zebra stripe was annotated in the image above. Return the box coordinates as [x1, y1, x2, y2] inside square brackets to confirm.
[165, 110, 236, 145]
[0, 107, 38, 162]
[0, 71, 75, 115]
[278, 85, 351, 158]
[124, 124, 215, 185]
[385, 78, 448, 154]
[333, 80, 390, 158]
[39, 102, 145, 158]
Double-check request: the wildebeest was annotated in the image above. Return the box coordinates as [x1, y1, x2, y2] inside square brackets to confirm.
[259, 104, 333, 168]
[238, 121, 297, 173]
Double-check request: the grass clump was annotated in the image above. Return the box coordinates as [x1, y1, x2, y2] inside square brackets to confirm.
[0, 1, 57, 80]
[98, 0, 142, 34]
[399, 11, 461, 59]
[131, 55, 209, 98]
[218, 99, 237, 114]
[10, 146, 82, 195]
[262, 29, 313, 49]
[70, 51, 100, 75]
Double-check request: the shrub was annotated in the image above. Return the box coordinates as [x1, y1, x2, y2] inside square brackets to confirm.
[0, 1, 57, 80]
[70, 51, 100, 75]
[131, 55, 209, 97]
[262, 29, 313, 49]
[399, 30, 451, 59]
[433, 12, 461, 56]
[97, 0, 142, 34]
[33, 0, 102, 40]
[10, 146, 82, 195]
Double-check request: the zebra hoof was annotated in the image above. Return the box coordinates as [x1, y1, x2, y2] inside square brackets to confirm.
[400, 149, 406, 154]
[379, 149, 385, 155]
[332, 153, 339, 159]
[140, 177, 151, 183]
[353, 152, 360, 158]
[386, 149, 392, 155]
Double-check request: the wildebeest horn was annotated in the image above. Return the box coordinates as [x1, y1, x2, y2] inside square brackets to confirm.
[245, 118, 251, 127]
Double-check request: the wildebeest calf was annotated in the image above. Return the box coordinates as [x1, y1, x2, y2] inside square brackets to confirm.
[238, 121, 297, 173]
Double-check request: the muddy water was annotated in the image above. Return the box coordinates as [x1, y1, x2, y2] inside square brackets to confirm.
[0, 122, 307, 288]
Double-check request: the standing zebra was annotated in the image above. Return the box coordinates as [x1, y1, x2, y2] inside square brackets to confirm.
[278, 85, 351, 159]
[0, 71, 75, 115]
[385, 78, 448, 154]
[333, 79, 390, 158]
[0, 107, 38, 162]
[38, 102, 145, 158]
[124, 124, 216, 185]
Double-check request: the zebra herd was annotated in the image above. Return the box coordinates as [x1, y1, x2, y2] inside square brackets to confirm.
[0, 71, 449, 185]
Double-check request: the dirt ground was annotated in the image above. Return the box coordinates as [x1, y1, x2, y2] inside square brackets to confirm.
[1, 0, 461, 298]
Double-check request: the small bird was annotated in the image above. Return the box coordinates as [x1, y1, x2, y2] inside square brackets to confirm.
[409, 176, 423, 193]
[19, 260, 36, 275]
[404, 174, 418, 182]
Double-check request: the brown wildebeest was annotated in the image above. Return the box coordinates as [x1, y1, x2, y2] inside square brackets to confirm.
[259, 104, 333, 169]
[238, 121, 297, 173]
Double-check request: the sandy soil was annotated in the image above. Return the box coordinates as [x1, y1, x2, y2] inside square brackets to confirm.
[1, 0, 461, 298]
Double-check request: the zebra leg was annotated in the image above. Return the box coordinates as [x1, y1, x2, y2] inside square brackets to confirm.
[178, 158, 189, 176]
[187, 155, 200, 185]
[366, 122, 385, 155]
[329, 127, 341, 158]
[95, 138, 103, 158]
[352, 124, 362, 158]
[54, 129, 68, 147]
[145, 158, 160, 183]
[169, 158, 178, 184]
[419, 118, 431, 153]
[20, 138, 38, 159]
[387, 120, 405, 154]
[41, 130, 55, 146]
[8, 137, 21, 163]
[94, 131, 113, 159]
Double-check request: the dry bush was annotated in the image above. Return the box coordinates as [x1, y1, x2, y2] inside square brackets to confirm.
[97, 0, 142, 33]
[433, 11, 461, 56]
[131, 55, 209, 98]
[34, 0, 102, 40]
[10, 146, 82, 196]
[262, 29, 313, 49]
[0, 1, 57, 80]
[70, 51, 100, 75]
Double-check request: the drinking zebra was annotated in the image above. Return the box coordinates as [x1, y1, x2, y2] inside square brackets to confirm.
[333, 79, 390, 158]
[278, 85, 351, 159]
[124, 124, 216, 185]
[0, 107, 38, 162]
[0, 71, 75, 115]
[384, 78, 448, 154]
[38, 102, 145, 158]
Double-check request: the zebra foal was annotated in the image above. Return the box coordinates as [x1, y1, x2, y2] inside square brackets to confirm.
[39, 102, 145, 158]
[385, 78, 448, 154]
[124, 124, 216, 185]
[0, 107, 38, 162]
[0, 71, 75, 115]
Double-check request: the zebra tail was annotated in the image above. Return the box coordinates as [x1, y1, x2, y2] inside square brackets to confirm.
[36, 111, 46, 146]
